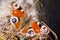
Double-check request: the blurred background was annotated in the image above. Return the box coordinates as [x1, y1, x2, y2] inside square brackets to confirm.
[35, 0, 60, 40]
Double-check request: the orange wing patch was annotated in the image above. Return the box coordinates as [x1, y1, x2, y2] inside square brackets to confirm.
[15, 22, 21, 29]
[12, 9, 26, 18]
[22, 27, 29, 33]
[31, 21, 40, 34]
